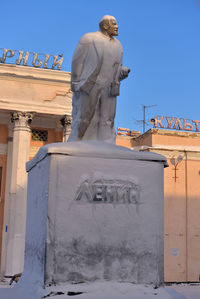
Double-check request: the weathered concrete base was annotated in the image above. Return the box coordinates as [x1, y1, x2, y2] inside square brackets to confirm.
[0, 141, 169, 298]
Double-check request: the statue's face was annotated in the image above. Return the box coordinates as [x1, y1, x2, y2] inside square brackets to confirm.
[105, 18, 118, 37]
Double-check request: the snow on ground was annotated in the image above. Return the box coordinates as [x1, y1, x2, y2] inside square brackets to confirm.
[1, 281, 200, 298]
[43, 282, 185, 299]
[165, 284, 200, 299]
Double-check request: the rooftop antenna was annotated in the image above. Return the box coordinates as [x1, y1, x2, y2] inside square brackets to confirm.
[142, 104, 157, 133]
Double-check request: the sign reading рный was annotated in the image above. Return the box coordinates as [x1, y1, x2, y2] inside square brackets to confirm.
[0, 48, 64, 70]
[154, 115, 200, 132]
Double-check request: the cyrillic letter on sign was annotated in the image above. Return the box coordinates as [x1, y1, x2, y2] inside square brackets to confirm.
[52, 55, 64, 70]
[173, 118, 183, 130]
[43, 54, 50, 69]
[0, 49, 15, 63]
[183, 119, 193, 131]
[166, 117, 175, 129]
[192, 120, 200, 132]
[16, 51, 29, 66]
[154, 116, 164, 128]
[32, 53, 43, 67]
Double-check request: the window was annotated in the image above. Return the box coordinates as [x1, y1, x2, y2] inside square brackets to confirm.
[32, 129, 48, 142]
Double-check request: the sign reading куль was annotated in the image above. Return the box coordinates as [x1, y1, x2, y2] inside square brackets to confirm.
[153, 115, 200, 132]
[0, 48, 64, 70]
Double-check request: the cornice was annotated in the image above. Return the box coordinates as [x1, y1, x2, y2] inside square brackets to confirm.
[0, 98, 72, 116]
[133, 145, 200, 160]
[132, 129, 200, 144]
[0, 63, 71, 84]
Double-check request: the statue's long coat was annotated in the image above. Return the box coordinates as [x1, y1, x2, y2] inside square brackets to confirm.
[69, 31, 124, 142]
[71, 31, 123, 96]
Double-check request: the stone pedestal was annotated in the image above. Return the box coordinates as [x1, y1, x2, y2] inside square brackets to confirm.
[0, 141, 169, 299]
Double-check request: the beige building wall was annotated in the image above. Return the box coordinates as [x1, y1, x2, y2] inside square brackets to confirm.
[0, 64, 72, 277]
[117, 129, 200, 282]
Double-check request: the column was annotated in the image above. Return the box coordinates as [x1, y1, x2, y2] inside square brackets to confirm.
[1, 125, 13, 276]
[60, 115, 72, 142]
[4, 112, 33, 276]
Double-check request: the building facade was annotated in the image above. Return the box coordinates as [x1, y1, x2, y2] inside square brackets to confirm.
[0, 63, 72, 278]
[0, 62, 200, 283]
[117, 128, 200, 282]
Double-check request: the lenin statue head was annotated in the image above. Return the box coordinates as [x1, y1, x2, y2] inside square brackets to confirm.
[99, 15, 118, 38]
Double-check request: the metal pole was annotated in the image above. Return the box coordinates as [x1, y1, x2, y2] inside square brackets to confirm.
[142, 104, 157, 134]
[143, 105, 146, 134]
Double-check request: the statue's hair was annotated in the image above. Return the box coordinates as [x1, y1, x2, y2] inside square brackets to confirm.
[99, 15, 116, 30]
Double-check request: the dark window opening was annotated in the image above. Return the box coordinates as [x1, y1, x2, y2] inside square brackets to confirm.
[32, 129, 48, 142]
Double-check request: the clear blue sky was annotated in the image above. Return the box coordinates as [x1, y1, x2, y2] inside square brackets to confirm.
[1, 0, 200, 133]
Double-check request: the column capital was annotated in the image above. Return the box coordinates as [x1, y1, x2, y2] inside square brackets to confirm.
[60, 114, 72, 142]
[60, 114, 72, 127]
[11, 112, 34, 131]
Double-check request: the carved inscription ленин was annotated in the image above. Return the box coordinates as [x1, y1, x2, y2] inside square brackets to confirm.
[75, 178, 140, 204]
